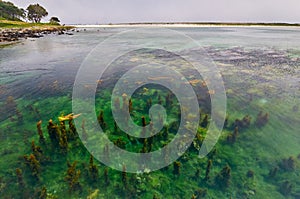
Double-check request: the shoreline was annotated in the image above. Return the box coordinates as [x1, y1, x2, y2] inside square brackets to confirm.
[74, 22, 300, 28]
[0, 26, 75, 44]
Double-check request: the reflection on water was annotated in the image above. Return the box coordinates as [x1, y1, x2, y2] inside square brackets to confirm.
[0, 27, 299, 198]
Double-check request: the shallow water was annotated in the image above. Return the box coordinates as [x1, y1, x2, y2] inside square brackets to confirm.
[0, 27, 299, 198]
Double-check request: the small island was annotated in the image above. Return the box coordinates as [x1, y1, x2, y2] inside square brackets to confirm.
[0, 1, 74, 44]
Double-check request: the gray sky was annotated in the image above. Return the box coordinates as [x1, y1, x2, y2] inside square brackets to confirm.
[9, 0, 300, 24]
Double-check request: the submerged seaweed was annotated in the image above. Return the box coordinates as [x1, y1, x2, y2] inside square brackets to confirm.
[0, 27, 299, 198]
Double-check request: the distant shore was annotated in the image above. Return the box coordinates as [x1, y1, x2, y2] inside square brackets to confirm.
[75, 22, 300, 28]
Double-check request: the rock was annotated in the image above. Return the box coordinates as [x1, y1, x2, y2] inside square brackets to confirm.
[0, 27, 73, 43]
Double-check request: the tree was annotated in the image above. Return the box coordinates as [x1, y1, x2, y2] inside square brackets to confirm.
[0, 1, 25, 20]
[50, 16, 60, 24]
[26, 4, 48, 23]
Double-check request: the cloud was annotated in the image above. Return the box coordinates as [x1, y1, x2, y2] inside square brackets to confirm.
[9, 0, 300, 24]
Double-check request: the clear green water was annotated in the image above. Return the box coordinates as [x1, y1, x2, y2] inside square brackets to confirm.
[0, 27, 299, 198]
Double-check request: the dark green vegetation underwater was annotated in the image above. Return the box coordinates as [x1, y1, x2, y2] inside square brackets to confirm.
[0, 41, 300, 199]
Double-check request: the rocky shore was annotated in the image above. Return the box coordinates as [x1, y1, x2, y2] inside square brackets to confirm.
[0, 26, 74, 43]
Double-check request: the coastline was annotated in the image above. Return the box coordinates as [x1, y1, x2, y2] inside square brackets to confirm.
[74, 22, 300, 28]
[2, 22, 299, 46]
[0, 25, 75, 45]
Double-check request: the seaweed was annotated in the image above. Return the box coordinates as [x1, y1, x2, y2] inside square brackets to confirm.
[38, 186, 47, 199]
[36, 120, 46, 145]
[193, 188, 207, 199]
[279, 156, 296, 171]
[268, 167, 279, 178]
[47, 119, 60, 147]
[88, 155, 99, 182]
[255, 111, 269, 128]
[104, 168, 110, 186]
[226, 127, 239, 144]
[233, 115, 251, 130]
[97, 110, 106, 130]
[15, 168, 25, 188]
[215, 165, 231, 188]
[65, 161, 82, 193]
[279, 180, 292, 196]
[122, 164, 127, 187]
[173, 161, 181, 176]
[59, 121, 68, 154]
[204, 160, 212, 181]
[200, 114, 209, 128]
[246, 170, 254, 178]
[24, 154, 41, 180]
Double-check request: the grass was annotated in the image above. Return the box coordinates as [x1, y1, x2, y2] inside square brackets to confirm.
[0, 19, 72, 29]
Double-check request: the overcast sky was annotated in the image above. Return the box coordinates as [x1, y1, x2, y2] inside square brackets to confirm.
[9, 0, 300, 24]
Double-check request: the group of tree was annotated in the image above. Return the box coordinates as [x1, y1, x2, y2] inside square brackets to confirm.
[0, 1, 59, 24]
[0, 1, 25, 20]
